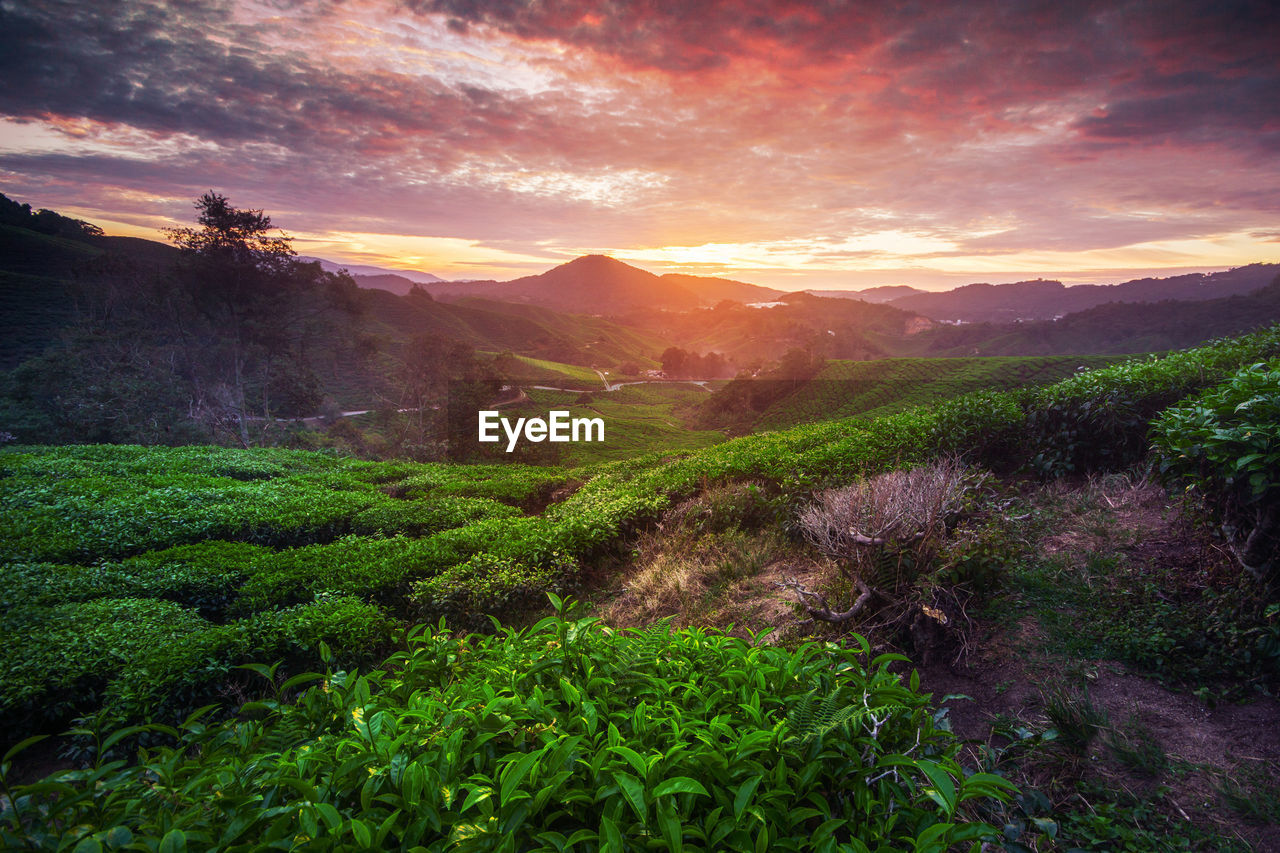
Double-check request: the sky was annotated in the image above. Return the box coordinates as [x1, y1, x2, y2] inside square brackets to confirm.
[1, 0, 1278, 291]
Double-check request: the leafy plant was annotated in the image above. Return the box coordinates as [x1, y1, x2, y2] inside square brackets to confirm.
[1152, 360, 1280, 582]
[1, 599, 1016, 851]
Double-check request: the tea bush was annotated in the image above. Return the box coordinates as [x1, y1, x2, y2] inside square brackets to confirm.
[0, 595, 398, 740]
[1152, 360, 1280, 581]
[5, 326, 1280, 740]
[1, 603, 1014, 851]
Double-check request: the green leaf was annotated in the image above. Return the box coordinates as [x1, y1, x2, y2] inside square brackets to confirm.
[599, 815, 624, 852]
[653, 777, 709, 799]
[280, 671, 325, 693]
[460, 786, 493, 813]
[613, 771, 647, 825]
[733, 776, 761, 822]
[2, 734, 47, 764]
[656, 801, 683, 853]
[500, 750, 542, 805]
[158, 829, 187, 853]
[101, 725, 150, 753]
[607, 745, 648, 778]
[350, 818, 373, 848]
[915, 761, 957, 816]
[103, 826, 133, 850]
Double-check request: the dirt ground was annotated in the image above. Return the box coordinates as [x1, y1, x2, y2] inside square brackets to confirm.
[597, 473, 1280, 850]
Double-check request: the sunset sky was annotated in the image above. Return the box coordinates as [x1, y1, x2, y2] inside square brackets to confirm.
[1, 0, 1277, 290]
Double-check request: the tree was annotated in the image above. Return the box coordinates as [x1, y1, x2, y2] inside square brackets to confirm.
[660, 346, 688, 377]
[165, 192, 355, 444]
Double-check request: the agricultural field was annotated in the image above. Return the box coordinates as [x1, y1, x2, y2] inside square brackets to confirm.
[519, 383, 727, 466]
[2, 326, 1279, 849]
[501, 356, 605, 387]
[752, 355, 1123, 431]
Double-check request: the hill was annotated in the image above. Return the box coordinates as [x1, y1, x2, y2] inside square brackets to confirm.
[891, 273, 1280, 357]
[301, 256, 444, 284]
[422, 254, 783, 313]
[887, 264, 1279, 323]
[657, 272, 785, 305]
[808, 284, 928, 302]
[349, 272, 421, 295]
[704, 354, 1124, 432]
[3, 327, 1278, 850]
[0, 222, 183, 368]
[360, 288, 668, 368]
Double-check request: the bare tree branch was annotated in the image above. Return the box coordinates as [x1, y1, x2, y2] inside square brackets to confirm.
[776, 576, 879, 622]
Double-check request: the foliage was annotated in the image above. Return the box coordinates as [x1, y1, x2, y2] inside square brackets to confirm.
[0, 602, 1014, 851]
[747, 355, 1119, 433]
[0, 595, 397, 740]
[5, 327, 1280, 744]
[0, 192, 103, 243]
[1152, 360, 1280, 581]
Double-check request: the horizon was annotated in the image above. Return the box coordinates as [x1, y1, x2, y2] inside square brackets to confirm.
[2, 1, 1278, 290]
[332, 250, 1270, 294]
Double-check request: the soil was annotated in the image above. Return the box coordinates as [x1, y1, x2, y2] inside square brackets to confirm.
[592, 474, 1280, 850]
[917, 477, 1280, 852]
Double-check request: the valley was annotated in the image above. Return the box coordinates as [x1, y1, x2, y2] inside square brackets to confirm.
[2, 195, 1279, 851]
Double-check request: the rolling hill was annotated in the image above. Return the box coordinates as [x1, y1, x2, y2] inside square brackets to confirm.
[421, 255, 784, 313]
[890, 273, 1280, 357]
[886, 264, 1279, 323]
[807, 284, 928, 302]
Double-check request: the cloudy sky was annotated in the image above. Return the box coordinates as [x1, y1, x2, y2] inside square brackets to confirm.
[1, 0, 1277, 289]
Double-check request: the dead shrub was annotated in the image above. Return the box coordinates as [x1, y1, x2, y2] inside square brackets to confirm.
[780, 458, 986, 662]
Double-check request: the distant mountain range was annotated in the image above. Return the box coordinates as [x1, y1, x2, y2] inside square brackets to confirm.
[414, 255, 786, 313]
[332, 253, 1279, 326]
[808, 285, 928, 303]
[881, 266, 1279, 323]
[301, 257, 444, 287]
[3, 188, 1278, 374]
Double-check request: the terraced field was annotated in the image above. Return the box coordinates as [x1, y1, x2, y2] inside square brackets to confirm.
[753, 354, 1124, 430]
[3, 327, 1279, 850]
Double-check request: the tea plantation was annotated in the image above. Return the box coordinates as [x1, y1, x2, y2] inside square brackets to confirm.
[3, 326, 1279, 850]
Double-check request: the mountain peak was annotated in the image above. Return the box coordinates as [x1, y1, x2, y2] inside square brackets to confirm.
[553, 254, 645, 272]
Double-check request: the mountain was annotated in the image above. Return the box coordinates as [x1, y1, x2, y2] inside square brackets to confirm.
[0, 222, 182, 368]
[888, 265, 1280, 323]
[892, 273, 1280, 357]
[422, 255, 783, 313]
[360, 287, 668, 368]
[300, 257, 444, 284]
[658, 273, 785, 305]
[349, 273, 422, 296]
[807, 285, 928, 303]
[623, 290, 928, 364]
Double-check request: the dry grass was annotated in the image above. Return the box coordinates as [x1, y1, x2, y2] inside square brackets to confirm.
[598, 482, 819, 634]
[797, 457, 974, 590]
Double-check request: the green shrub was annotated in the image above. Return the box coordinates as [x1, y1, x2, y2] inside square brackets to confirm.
[1152, 360, 1280, 581]
[3, 603, 1015, 851]
[100, 596, 399, 732]
[0, 595, 399, 743]
[0, 598, 212, 736]
[350, 495, 520, 537]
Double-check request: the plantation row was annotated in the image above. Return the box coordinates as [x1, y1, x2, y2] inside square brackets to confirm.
[2, 328, 1279, 747]
[752, 354, 1121, 430]
[2, 329, 1278, 850]
[3, 605, 1016, 851]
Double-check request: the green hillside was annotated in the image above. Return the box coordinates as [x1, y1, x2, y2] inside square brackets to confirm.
[752, 354, 1124, 430]
[3, 326, 1279, 849]
[502, 355, 604, 386]
[519, 383, 726, 465]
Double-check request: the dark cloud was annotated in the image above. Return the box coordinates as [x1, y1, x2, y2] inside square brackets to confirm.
[0, 0, 1277, 279]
